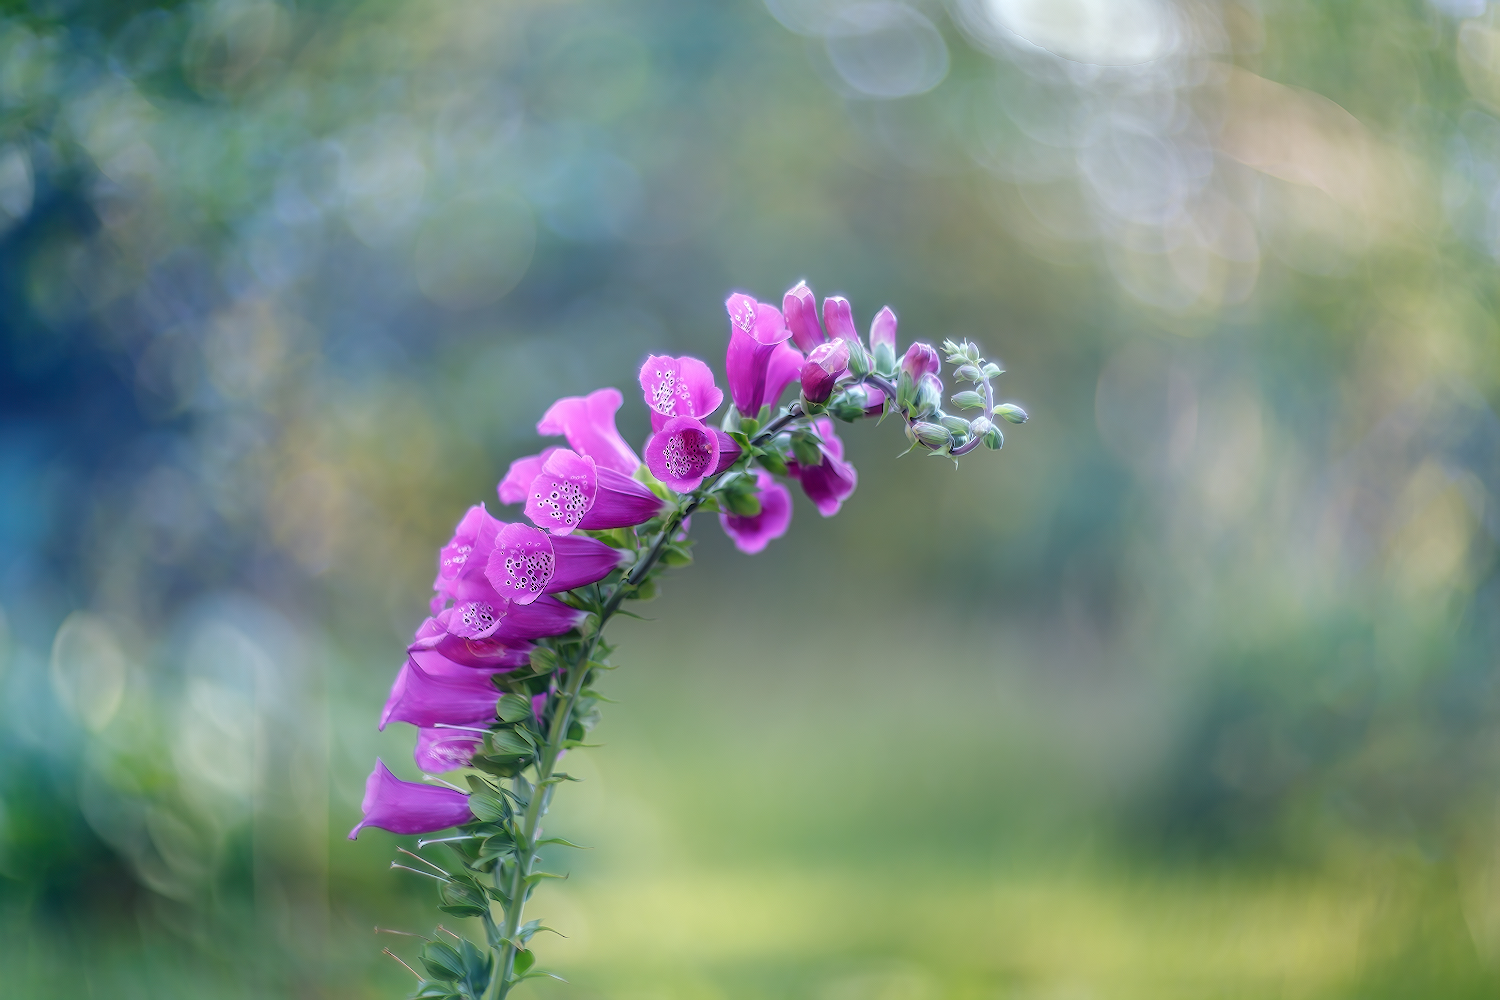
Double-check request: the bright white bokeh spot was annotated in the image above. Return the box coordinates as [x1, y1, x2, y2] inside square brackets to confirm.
[824, 3, 949, 99]
[983, 0, 1181, 66]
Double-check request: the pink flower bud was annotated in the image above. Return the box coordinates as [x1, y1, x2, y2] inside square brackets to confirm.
[900, 341, 941, 381]
[869, 306, 897, 352]
[822, 296, 857, 343]
[783, 281, 825, 352]
[800, 338, 851, 405]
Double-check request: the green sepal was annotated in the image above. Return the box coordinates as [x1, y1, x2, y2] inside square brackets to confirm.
[411, 983, 460, 1000]
[488, 728, 536, 756]
[477, 832, 516, 864]
[528, 647, 558, 674]
[467, 789, 509, 824]
[757, 448, 788, 476]
[511, 949, 536, 978]
[419, 941, 466, 982]
[629, 576, 659, 602]
[728, 429, 753, 449]
[738, 416, 760, 437]
[789, 431, 822, 467]
[438, 880, 489, 918]
[496, 693, 534, 724]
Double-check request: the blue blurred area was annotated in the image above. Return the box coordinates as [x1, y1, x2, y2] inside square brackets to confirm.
[3, 0, 1500, 995]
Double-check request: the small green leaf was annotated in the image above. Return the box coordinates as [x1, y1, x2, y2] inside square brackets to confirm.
[538, 836, 590, 849]
[468, 791, 508, 824]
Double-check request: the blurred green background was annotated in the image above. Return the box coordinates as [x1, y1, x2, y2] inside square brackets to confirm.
[5, 0, 1500, 995]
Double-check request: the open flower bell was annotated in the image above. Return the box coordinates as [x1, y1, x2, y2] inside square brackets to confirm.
[348, 760, 474, 839]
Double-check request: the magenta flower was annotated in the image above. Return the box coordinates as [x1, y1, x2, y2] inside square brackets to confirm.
[498, 447, 560, 505]
[644, 415, 721, 493]
[442, 589, 587, 643]
[523, 448, 668, 535]
[639, 355, 723, 431]
[348, 759, 474, 839]
[788, 417, 858, 517]
[719, 468, 793, 554]
[822, 296, 857, 344]
[783, 281, 825, 352]
[409, 617, 534, 670]
[725, 293, 804, 417]
[801, 339, 851, 406]
[900, 342, 941, 381]
[483, 521, 628, 604]
[415, 725, 485, 774]
[537, 388, 640, 476]
[380, 655, 500, 730]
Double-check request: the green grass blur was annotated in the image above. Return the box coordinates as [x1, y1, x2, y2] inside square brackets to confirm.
[4, 0, 1500, 996]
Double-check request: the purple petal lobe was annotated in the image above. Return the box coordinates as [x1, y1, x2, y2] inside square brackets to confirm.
[783, 282, 825, 352]
[719, 469, 793, 554]
[645, 415, 720, 493]
[640, 355, 723, 431]
[348, 759, 474, 839]
[536, 388, 640, 476]
[524, 449, 597, 536]
[485, 522, 555, 605]
[498, 447, 559, 505]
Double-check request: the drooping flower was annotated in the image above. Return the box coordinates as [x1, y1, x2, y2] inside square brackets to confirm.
[498, 447, 559, 505]
[851, 383, 886, 417]
[900, 342, 941, 381]
[536, 388, 640, 476]
[822, 296, 857, 344]
[523, 448, 667, 536]
[443, 589, 587, 643]
[409, 616, 534, 670]
[788, 417, 858, 517]
[415, 725, 486, 774]
[783, 282, 824, 352]
[719, 468, 793, 554]
[644, 415, 721, 493]
[380, 655, 500, 730]
[725, 293, 804, 417]
[483, 521, 629, 604]
[638, 355, 723, 431]
[800, 339, 851, 405]
[348, 759, 474, 839]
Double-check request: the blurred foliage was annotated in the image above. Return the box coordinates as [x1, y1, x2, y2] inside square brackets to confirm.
[4, 0, 1500, 995]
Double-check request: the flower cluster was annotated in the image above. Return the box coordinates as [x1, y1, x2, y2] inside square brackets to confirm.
[349, 284, 1025, 999]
